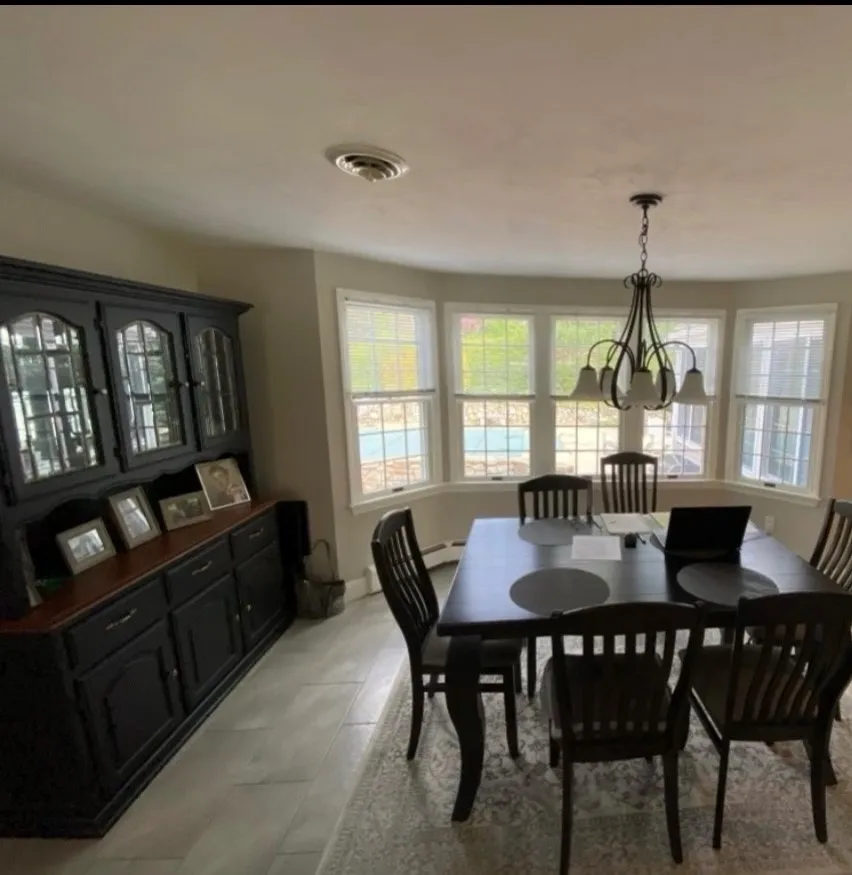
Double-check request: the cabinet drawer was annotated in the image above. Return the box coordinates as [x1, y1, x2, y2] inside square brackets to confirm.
[231, 511, 276, 563]
[165, 538, 232, 606]
[66, 576, 168, 673]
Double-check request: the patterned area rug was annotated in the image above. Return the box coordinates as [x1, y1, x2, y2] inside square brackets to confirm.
[319, 636, 852, 875]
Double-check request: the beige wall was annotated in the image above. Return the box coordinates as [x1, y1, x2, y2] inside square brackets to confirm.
[196, 246, 337, 556]
[0, 178, 196, 290]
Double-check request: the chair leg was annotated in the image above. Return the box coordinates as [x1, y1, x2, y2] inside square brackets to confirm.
[663, 751, 683, 864]
[503, 670, 520, 758]
[810, 733, 829, 843]
[527, 636, 537, 698]
[559, 760, 574, 875]
[835, 701, 842, 722]
[407, 677, 425, 761]
[514, 658, 523, 694]
[712, 742, 730, 850]
[549, 723, 560, 768]
[427, 673, 439, 700]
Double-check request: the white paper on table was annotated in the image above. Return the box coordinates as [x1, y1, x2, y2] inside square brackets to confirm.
[571, 534, 622, 561]
[599, 513, 653, 535]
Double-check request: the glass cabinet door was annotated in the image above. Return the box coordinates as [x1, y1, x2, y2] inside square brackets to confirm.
[104, 306, 196, 469]
[0, 298, 118, 500]
[187, 316, 246, 449]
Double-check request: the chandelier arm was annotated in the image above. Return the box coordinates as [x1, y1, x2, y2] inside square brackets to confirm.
[609, 279, 643, 369]
[584, 337, 622, 367]
[608, 339, 634, 409]
[641, 289, 673, 373]
[658, 339, 700, 371]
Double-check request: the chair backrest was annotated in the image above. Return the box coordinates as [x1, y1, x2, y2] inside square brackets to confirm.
[549, 602, 704, 751]
[370, 508, 439, 664]
[810, 499, 852, 590]
[518, 474, 593, 522]
[600, 451, 658, 513]
[725, 591, 852, 733]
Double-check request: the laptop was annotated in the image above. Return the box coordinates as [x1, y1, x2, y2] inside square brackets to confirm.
[652, 506, 752, 559]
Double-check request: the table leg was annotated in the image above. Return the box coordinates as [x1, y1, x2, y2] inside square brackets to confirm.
[445, 634, 484, 822]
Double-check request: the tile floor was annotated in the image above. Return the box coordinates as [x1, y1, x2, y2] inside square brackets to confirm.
[0, 568, 454, 875]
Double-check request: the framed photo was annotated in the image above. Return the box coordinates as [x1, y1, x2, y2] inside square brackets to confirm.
[195, 458, 251, 511]
[160, 491, 212, 531]
[57, 519, 117, 575]
[108, 487, 161, 549]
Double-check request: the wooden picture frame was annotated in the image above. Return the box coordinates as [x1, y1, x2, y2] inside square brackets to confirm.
[195, 458, 251, 511]
[57, 519, 117, 575]
[108, 486, 161, 549]
[159, 491, 212, 531]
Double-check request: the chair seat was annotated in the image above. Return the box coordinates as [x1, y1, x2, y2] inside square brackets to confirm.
[685, 644, 815, 728]
[541, 652, 671, 740]
[421, 626, 523, 672]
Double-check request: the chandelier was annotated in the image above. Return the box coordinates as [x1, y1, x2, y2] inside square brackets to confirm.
[568, 194, 707, 410]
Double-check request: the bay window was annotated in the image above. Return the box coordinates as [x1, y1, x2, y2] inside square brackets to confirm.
[338, 291, 438, 503]
[728, 307, 835, 495]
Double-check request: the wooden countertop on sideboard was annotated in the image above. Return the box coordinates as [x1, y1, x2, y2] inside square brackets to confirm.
[0, 500, 278, 634]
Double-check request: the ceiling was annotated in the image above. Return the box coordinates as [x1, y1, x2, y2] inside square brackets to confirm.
[1, 5, 852, 279]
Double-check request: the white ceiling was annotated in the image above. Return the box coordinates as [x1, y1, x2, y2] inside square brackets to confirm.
[1, 5, 852, 279]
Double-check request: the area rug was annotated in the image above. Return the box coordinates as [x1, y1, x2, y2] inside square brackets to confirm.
[319, 634, 852, 875]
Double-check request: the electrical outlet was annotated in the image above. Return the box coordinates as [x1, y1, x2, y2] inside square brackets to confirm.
[764, 515, 775, 535]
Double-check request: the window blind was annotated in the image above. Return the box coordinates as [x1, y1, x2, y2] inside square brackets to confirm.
[456, 314, 532, 396]
[735, 316, 829, 403]
[342, 299, 434, 396]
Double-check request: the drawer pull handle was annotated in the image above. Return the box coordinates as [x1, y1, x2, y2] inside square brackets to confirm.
[106, 608, 137, 631]
[192, 560, 213, 576]
[248, 528, 265, 540]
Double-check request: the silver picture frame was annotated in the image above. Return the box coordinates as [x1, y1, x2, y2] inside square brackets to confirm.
[57, 518, 117, 575]
[108, 486, 161, 549]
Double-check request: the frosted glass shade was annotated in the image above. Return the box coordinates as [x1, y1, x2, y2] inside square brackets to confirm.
[599, 366, 615, 398]
[568, 366, 603, 401]
[624, 368, 659, 407]
[675, 368, 708, 404]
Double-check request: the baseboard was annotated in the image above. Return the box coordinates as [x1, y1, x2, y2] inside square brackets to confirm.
[347, 541, 465, 603]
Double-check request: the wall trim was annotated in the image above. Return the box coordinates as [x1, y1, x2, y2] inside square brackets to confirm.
[346, 540, 464, 603]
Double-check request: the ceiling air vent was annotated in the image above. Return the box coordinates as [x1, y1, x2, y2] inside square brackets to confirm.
[325, 145, 409, 183]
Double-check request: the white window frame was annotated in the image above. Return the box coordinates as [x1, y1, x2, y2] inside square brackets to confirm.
[445, 303, 725, 482]
[638, 310, 726, 481]
[445, 304, 537, 482]
[337, 288, 441, 506]
[726, 304, 836, 499]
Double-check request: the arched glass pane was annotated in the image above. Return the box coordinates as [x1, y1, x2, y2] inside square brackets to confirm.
[0, 312, 100, 483]
[116, 321, 183, 454]
[195, 328, 240, 439]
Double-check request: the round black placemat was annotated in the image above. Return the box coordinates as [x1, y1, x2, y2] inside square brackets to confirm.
[518, 519, 578, 546]
[676, 563, 778, 607]
[510, 568, 610, 616]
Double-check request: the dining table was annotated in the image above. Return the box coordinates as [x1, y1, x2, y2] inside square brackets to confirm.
[435, 515, 841, 822]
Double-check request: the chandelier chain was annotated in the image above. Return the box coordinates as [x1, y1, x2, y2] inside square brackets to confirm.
[638, 206, 650, 277]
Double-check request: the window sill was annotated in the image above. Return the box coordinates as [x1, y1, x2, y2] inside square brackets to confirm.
[349, 483, 444, 515]
[722, 480, 823, 508]
[445, 478, 719, 492]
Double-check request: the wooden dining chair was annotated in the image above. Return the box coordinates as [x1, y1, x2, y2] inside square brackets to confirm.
[518, 474, 594, 523]
[518, 474, 594, 699]
[748, 499, 852, 720]
[541, 602, 705, 871]
[371, 507, 523, 760]
[687, 591, 852, 849]
[600, 451, 658, 513]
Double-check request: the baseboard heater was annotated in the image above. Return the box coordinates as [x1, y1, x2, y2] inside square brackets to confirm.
[362, 539, 466, 596]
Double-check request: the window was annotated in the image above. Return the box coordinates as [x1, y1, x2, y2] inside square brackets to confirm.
[451, 312, 533, 479]
[729, 307, 835, 495]
[338, 291, 438, 502]
[642, 317, 720, 477]
[552, 315, 624, 476]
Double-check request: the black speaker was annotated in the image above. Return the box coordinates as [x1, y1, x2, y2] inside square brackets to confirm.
[277, 500, 311, 565]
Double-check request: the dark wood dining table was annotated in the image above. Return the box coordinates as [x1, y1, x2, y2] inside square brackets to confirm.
[436, 516, 840, 822]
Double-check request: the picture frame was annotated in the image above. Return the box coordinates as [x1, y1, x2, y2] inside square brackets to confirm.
[57, 519, 117, 575]
[159, 491, 212, 531]
[108, 486, 161, 549]
[195, 458, 251, 511]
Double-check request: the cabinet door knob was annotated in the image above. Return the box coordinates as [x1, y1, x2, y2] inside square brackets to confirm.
[171, 668, 179, 679]
[246, 604, 253, 612]
[91, 387, 109, 397]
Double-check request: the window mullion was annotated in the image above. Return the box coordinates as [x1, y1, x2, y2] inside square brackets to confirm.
[532, 312, 551, 474]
